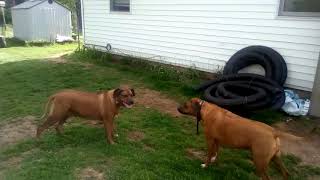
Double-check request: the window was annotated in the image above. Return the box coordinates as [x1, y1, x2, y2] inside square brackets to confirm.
[279, 0, 320, 17]
[110, 0, 130, 12]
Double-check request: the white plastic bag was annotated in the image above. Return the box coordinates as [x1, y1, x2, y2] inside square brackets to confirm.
[281, 90, 310, 116]
[56, 35, 74, 43]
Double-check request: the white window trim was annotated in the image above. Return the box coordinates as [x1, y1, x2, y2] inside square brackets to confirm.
[278, 0, 320, 17]
[109, 0, 131, 14]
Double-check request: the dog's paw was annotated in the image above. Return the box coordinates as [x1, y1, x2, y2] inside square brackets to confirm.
[210, 156, 217, 163]
[201, 164, 207, 168]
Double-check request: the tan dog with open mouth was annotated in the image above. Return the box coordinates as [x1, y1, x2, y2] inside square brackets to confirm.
[36, 86, 135, 144]
[177, 98, 289, 180]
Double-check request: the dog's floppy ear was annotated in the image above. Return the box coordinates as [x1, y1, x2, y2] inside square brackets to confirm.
[130, 88, 135, 96]
[113, 88, 122, 99]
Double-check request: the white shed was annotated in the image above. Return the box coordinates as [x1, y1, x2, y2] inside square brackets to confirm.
[12, 0, 72, 42]
[81, 0, 320, 92]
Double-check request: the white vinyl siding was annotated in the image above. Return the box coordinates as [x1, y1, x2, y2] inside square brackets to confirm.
[12, 10, 32, 40]
[82, 0, 320, 91]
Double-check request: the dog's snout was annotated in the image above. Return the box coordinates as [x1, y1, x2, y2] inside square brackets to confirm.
[128, 99, 134, 105]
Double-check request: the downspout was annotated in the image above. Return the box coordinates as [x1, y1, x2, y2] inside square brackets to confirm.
[310, 52, 320, 117]
[80, 0, 85, 48]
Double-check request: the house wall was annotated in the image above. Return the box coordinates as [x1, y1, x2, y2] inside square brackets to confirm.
[82, 0, 320, 91]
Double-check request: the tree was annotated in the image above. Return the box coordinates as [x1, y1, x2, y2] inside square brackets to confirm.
[56, 0, 82, 33]
[4, 0, 26, 24]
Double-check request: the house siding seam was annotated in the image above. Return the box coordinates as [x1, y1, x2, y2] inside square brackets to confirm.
[82, 0, 320, 91]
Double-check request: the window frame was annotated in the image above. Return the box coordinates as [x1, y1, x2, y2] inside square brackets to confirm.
[278, 0, 320, 17]
[110, 0, 131, 14]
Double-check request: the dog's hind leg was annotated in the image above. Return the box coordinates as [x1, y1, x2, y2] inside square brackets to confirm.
[36, 115, 61, 138]
[272, 151, 289, 180]
[36, 102, 68, 138]
[55, 118, 68, 136]
[252, 147, 273, 180]
[272, 138, 289, 180]
[253, 158, 270, 180]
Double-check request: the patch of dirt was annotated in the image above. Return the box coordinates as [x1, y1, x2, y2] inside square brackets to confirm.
[48, 51, 74, 59]
[0, 157, 22, 167]
[48, 53, 93, 70]
[80, 119, 103, 128]
[186, 148, 206, 161]
[273, 120, 320, 166]
[127, 131, 145, 142]
[0, 156, 22, 178]
[49, 56, 68, 64]
[0, 149, 38, 177]
[78, 167, 104, 180]
[135, 88, 181, 117]
[308, 176, 320, 180]
[143, 144, 155, 152]
[0, 116, 37, 148]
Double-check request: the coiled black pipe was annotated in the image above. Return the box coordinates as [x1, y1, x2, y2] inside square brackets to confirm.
[197, 74, 285, 111]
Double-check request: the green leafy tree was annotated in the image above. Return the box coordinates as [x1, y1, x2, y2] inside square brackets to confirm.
[56, 0, 75, 12]
[56, 0, 81, 33]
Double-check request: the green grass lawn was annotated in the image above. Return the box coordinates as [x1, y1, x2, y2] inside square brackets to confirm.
[0, 42, 76, 64]
[0, 43, 319, 180]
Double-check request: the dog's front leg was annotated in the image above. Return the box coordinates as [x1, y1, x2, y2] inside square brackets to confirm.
[113, 121, 119, 138]
[103, 117, 115, 145]
[202, 139, 219, 168]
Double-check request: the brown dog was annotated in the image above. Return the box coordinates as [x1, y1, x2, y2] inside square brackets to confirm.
[178, 98, 289, 180]
[36, 86, 135, 144]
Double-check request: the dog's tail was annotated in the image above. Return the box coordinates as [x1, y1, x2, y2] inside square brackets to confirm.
[39, 96, 55, 120]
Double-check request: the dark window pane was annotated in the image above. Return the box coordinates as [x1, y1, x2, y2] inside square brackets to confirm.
[111, 0, 130, 12]
[284, 0, 320, 12]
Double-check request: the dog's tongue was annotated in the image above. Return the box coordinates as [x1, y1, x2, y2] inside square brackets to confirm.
[123, 102, 133, 108]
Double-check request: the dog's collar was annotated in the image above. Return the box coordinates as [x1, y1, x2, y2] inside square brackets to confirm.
[196, 100, 205, 135]
[199, 100, 204, 107]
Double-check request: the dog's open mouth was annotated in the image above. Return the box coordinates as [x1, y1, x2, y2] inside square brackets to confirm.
[123, 102, 133, 108]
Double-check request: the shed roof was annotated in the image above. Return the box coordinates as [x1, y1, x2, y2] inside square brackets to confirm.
[12, 0, 44, 9]
[12, 0, 70, 10]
